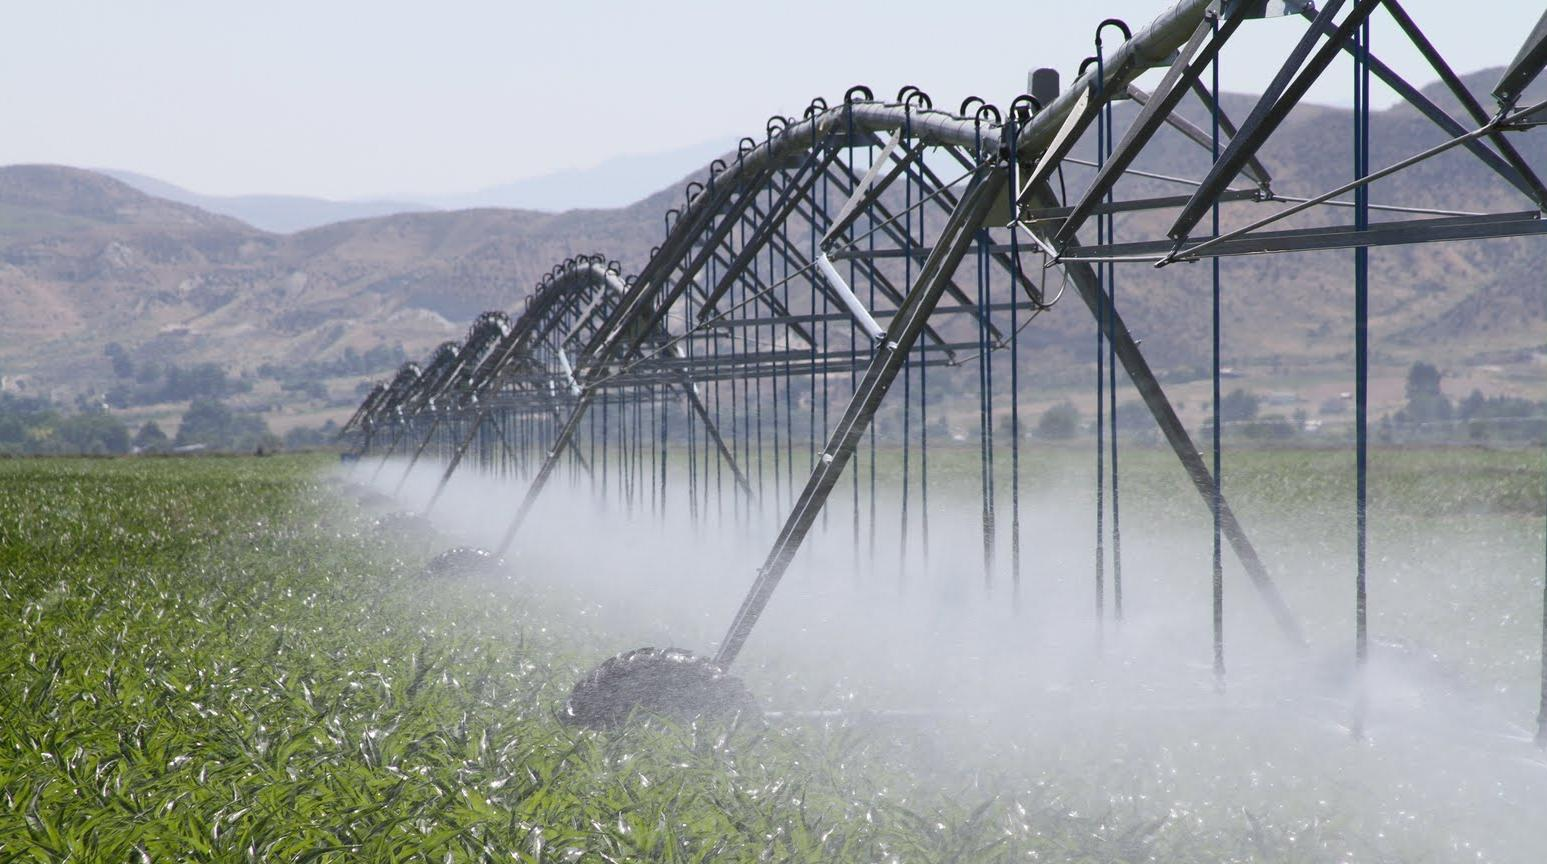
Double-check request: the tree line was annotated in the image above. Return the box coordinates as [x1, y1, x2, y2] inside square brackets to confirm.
[1032, 362, 1546, 444]
[0, 395, 333, 456]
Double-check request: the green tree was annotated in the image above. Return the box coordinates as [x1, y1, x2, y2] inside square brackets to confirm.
[134, 420, 169, 452]
[55, 412, 130, 455]
[1037, 401, 1079, 439]
[175, 400, 274, 452]
[1242, 414, 1297, 440]
[174, 400, 232, 448]
[135, 360, 161, 386]
[1219, 389, 1260, 423]
[1114, 400, 1154, 435]
[104, 342, 133, 379]
[1402, 362, 1451, 423]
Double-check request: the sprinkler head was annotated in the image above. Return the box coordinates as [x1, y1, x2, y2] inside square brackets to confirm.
[421, 546, 506, 580]
[563, 647, 756, 730]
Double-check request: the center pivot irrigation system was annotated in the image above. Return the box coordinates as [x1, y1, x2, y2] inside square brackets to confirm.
[343, 0, 1547, 732]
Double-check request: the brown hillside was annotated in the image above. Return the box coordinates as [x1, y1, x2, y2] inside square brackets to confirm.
[0, 67, 1543, 419]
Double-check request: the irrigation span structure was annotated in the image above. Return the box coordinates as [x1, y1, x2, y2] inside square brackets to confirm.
[342, 0, 1547, 732]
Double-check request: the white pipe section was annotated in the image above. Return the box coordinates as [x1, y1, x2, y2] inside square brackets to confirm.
[816, 252, 886, 341]
[556, 348, 582, 396]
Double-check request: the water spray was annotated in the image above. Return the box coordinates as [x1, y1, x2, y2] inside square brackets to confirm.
[335, 0, 1547, 736]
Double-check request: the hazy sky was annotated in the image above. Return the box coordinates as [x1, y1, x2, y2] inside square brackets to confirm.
[1, 1, 1538, 201]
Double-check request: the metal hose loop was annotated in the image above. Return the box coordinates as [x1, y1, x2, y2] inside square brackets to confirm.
[1010, 95, 1041, 122]
[1095, 17, 1132, 48]
[897, 85, 931, 110]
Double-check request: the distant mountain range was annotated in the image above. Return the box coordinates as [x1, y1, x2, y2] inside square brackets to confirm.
[98, 169, 434, 234]
[99, 137, 736, 233]
[425, 137, 739, 214]
[0, 164, 674, 409]
[0, 69, 1541, 425]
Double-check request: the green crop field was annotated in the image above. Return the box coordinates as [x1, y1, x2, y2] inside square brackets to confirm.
[2, 452, 1546, 861]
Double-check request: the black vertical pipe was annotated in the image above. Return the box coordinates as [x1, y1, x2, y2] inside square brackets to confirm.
[847, 111, 861, 573]
[767, 167, 782, 517]
[715, 165, 1006, 667]
[1353, 14, 1372, 737]
[1007, 114, 1023, 609]
[1106, 100, 1122, 624]
[899, 111, 914, 586]
[1539, 455, 1547, 743]
[920, 195, 931, 569]
[1211, 14, 1226, 685]
[1094, 50, 1108, 626]
[866, 137, 878, 570]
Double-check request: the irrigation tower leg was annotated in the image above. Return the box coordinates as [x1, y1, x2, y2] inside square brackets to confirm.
[424, 406, 594, 515]
[392, 415, 444, 496]
[424, 410, 489, 513]
[351, 425, 377, 464]
[369, 420, 410, 482]
[493, 392, 598, 557]
[679, 376, 754, 498]
[491, 375, 753, 558]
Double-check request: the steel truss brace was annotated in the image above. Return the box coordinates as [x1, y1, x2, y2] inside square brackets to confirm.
[821, 127, 922, 249]
[1119, 83, 1270, 190]
[705, 194, 958, 358]
[701, 300, 1040, 329]
[491, 371, 753, 557]
[1161, 110, 1544, 264]
[340, 384, 385, 442]
[368, 416, 411, 481]
[1027, 186, 1307, 647]
[615, 147, 837, 364]
[600, 357, 958, 389]
[713, 163, 1007, 668]
[393, 413, 445, 496]
[677, 375, 754, 497]
[695, 146, 844, 321]
[1053, 5, 1248, 248]
[817, 143, 1005, 349]
[423, 396, 593, 514]
[1071, 209, 1547, 261]
[1168, 0, 1371, 241]
[1495, 9, 1547, 108]
[871, 133, 1044, 315]
[1375, 1, 1547, 209]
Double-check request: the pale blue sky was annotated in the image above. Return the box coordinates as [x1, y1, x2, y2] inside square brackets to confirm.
[1, 1, 1538, 201]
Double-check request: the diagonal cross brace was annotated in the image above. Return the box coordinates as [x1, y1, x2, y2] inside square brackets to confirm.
[712, 164, 1008, 668]
[1026, 186, 1307, 648]
[1169, 0, 1378, 241]
[1054, 7, 1246, 248]
[491, 371, 754, 557]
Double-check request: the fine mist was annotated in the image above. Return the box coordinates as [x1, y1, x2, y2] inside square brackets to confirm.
[355, 447, 1547, 862]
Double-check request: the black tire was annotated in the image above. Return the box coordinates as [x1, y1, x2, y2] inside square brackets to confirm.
[563, 647, 756, 730]
[422, 546, 505, 580]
